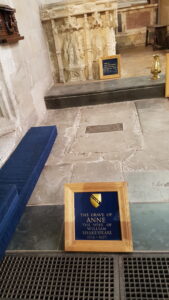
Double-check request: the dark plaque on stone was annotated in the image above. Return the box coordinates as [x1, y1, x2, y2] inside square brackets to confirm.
[99, 55, 121, 80]
[65, 182, 133, 252]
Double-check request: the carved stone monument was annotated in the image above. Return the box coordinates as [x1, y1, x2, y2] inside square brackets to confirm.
[41, 0, 118, 83]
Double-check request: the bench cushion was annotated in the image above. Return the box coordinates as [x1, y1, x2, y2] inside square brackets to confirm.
[0, 126, 57, 193]
[0, 125, 57, 258]
[0, 184, 19, 222]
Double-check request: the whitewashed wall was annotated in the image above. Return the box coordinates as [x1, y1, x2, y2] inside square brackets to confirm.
[41, 0, 65, 4]
[0, 0, 53, 133]
[0, 0, 53, 166]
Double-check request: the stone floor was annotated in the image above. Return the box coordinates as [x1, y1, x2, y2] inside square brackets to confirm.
[8, 97, 169, 252]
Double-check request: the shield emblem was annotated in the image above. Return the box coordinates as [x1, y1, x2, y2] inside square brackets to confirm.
[90, 193, 102, 208]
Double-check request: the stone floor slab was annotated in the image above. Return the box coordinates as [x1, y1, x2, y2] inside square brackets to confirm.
[125, 171, 169, 203]
[45, 125, 77, 165]
[135, 98, 169, 134]
[8, 206, 64, 251]
[28, 164, 72, 206]
[44, 107, 80, 127]
[70, 102, 143, 155]
[131, 203, 169, 251]
[123, 149, 169, 171]
[70, 161, 124, 183]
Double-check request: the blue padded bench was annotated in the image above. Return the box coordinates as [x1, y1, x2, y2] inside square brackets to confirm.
[0, 126, 57, 258]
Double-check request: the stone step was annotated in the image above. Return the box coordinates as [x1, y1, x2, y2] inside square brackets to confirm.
[45, 75, 165, 109]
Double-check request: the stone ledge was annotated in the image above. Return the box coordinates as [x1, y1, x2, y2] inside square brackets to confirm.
[45, 75, 165, 109]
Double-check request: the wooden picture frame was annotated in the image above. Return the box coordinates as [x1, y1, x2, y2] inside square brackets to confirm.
[165, 53, 169, 97]
[65, 182, 133, 252]
[99, 55, 121, 80]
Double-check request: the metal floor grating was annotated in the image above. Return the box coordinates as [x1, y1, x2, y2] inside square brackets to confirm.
[0, 253, 119, 300]
[120, 254, 169, 300]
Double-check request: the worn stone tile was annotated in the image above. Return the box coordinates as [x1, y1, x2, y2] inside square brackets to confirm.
[131, 203, 169, 251]
[123, 148, 169, 171]
[70, 161, 124, 183]
[44, 107, 81, 127]
[102, 149, 136, 162]
[70, 131, 126, 153]
[8, 205, 64, 251]
[71, 130, 142, 155]
[70, 101, 143, 155]
[144, 132, 169, 155]
[64, 151, 102, 163]
[125, 171, 169, 203]
[45, 125, 77, 165]
[135, 97, 167, 110]
[80, 101, 139, 127]
[136, 98, 169, 134]
[28, 164, 72, 206]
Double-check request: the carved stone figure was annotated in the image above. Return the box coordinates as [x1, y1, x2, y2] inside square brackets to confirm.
[61, 16, 81, 32]
[92, 11, 103, 28]
[41, 0, 118, 83]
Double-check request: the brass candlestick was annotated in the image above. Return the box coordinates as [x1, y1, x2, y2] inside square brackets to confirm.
[151, 54, 161, 80]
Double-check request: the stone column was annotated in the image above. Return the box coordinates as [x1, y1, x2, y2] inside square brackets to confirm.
[51, 20, 65, 83]
[84, 14, 93, 80]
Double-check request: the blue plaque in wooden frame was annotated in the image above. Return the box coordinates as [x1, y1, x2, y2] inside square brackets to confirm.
[65, 182, 133, 252]
[74, 191, 122, 241]
[99, 55, 121, 80]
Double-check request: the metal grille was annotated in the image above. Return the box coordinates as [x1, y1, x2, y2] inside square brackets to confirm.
[0, 253, 119, 300]
[85, 123, 123, 134]
[120, 255, 169, 300]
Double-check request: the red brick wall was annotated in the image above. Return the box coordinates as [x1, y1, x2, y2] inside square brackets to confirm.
[126, 10, 151, 29]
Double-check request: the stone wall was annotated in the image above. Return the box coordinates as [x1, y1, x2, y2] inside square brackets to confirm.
[116, 3, 158, 49]
[0, 0, 53, 166]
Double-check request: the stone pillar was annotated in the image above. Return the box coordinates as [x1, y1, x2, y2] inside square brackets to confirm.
[41, 0, 118, 83]
[51, 20, 65, 83]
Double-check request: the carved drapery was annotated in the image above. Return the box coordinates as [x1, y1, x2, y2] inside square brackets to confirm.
[41, 0, 118, 83]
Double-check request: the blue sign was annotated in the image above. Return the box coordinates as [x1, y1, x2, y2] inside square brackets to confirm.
[102, 58, 118, 76]
[74, 191, 122, 241]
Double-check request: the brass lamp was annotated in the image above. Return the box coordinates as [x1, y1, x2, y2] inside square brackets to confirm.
[151, 54, 161, 80]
